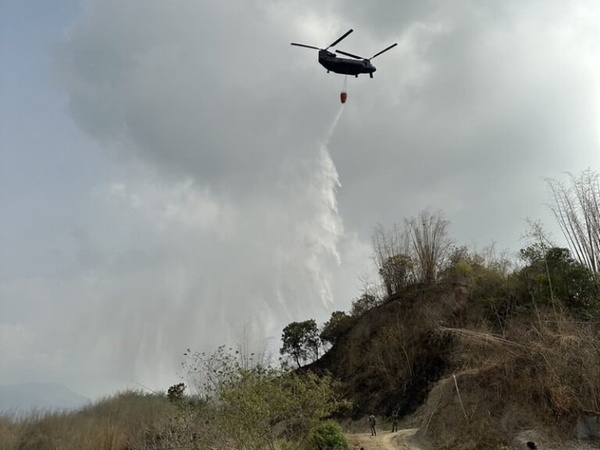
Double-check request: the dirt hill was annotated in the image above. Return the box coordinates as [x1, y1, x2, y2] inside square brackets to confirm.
[309, 276, 600, 449]
[311, 283, 467, 418]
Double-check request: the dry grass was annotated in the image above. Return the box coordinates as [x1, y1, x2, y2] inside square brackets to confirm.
[311, 283, 465, 417]
[415, 309, 600, 449]
[0, 389, 209, 450]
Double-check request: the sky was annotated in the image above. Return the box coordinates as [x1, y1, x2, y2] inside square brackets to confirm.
[1, 0, 599, 400]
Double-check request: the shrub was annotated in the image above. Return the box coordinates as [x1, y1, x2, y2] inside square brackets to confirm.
[305, 420, 349, 450]
[167, 382, 186, 403]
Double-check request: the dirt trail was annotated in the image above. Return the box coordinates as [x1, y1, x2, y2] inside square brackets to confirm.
[347, 428, 426, 450]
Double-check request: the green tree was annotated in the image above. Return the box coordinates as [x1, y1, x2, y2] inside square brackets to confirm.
[320, 311, 353, 347]
[280, 320, 321, 368]
[441, 245, 481, 283]
[518, 245, 599, 318]
[350, 292, 382, 317]
[379, 253, 414, 296]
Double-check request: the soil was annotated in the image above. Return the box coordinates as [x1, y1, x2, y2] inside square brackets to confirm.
[346, 428, 427, 450]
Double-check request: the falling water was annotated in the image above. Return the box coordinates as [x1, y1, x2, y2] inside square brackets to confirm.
[269, 106, 347, 317]
[315, 104, 345, 271]
[324, 105, 345, 146]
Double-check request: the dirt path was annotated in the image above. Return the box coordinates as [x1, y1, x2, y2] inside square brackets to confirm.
[347, 428, 425, 450]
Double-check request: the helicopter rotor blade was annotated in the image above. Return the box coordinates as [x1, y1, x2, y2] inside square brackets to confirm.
[326, 29, 354, 49]
[369, 43, 398, 60]
[291, 43, 320, 50]
[335, 49, 365, 60]
[291, 43, 321, 50]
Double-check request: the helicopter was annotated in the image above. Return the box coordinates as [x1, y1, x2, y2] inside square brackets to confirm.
[291, 29, 397, 79]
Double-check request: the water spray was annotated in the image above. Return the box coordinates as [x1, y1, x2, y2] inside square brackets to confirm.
[324, 103, 345, 146]
[311, 104, 345, 289]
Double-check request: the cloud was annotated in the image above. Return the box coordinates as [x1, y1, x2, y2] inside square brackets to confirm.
[327, 0, 599, 244]
[59, 0, 343, 191]
[3, 138, 358, 393]
[3, 0, 598, 397]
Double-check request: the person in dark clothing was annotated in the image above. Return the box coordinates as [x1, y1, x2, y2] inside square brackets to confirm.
[391, 412, 398, 432]
[368, 414, 376, 436]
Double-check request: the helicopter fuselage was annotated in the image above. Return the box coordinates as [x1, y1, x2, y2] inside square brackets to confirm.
[318, 50, 376, 78]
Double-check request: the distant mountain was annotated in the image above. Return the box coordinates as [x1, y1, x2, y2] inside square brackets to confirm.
[0, 382, 90, 414]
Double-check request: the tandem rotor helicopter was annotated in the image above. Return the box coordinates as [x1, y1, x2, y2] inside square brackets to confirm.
[291, 29, 397, 79]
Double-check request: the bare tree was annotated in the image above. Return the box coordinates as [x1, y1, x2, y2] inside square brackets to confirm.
[372, 210, 452, 291]
[372, 223, 407, 268]
[405, 210, 452, 284]
[372, 223, 414, 296]
[548, 170, 600, 274]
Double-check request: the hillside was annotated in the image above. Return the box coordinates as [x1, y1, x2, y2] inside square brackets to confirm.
[311, 283, 466, 418]
[308, 245, 600, 449]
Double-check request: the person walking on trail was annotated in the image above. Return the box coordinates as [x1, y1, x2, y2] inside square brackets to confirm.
[368, 414, 376, 436]
[391, 412, 398, 432]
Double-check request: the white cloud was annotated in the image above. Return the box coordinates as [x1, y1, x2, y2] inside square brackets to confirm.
[2, 0, 598, 397]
